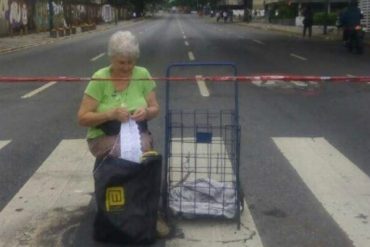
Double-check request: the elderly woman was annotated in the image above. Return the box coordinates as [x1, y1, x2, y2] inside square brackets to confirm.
[78, 31, 169, 238]
[78, 31, 159, 159]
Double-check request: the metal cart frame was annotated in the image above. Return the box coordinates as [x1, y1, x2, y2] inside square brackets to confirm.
[163, 62, 243, 228]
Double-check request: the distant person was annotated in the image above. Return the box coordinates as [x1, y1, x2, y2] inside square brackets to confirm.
[339, 0, 363, 43]
[223, 11, 228, 23]
[302, 5, 314, 38]
[20, 3, 28, 34]
[216, 11, 221, 22]
[268, 9, 273, 23]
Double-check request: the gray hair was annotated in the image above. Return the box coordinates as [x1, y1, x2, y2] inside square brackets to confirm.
[107, 31, 140, 59]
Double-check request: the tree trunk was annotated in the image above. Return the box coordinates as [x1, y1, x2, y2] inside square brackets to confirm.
[133, 0, 145, 17]
[243, 0, 252, 22]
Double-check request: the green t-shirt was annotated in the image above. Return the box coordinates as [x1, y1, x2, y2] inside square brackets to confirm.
[84, 66, 156, 139]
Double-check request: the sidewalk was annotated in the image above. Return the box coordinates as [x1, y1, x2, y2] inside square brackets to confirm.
[206, 15, 370, 45]
[245, 21, 343, 40]
[0, 19, 141, 55]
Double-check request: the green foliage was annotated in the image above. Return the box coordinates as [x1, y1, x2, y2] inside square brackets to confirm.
[271, 3, 297, 19]
[167, 0, 212, 8]
[313, 12, 337, 25]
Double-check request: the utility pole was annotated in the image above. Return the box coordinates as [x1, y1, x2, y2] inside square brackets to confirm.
[48, 0, 54, 35]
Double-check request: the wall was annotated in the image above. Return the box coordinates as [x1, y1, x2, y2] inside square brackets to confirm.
[0, 1, 128, 36]
[360, 0, 369, 29]
[0, 0, 30, 36]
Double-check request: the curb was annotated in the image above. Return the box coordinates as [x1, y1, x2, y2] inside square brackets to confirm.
[239, 22, 370, 46]
[204, 16, 370, 46]
[240, 22, 340, 40]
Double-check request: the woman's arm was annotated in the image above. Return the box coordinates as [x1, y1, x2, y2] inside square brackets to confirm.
[145, 91, 160, 120]
[131, 91, 160, 121]
[77, 94, 130, 127]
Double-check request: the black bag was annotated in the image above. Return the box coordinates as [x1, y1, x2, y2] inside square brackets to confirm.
[93, 154, 162, 244]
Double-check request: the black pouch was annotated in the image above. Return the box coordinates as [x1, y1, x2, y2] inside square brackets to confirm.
[97, 120, 121, 136]
[93, 154, 162, 245]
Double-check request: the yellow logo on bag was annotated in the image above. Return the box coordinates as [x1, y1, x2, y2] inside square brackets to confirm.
[106, 186, 125, 212]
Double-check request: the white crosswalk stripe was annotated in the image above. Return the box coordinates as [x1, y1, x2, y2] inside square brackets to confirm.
[273, 137, 370, 247]
[1, 137, 369, 246]
[0, 139, 94, 247]
[167, 137, 264, 247]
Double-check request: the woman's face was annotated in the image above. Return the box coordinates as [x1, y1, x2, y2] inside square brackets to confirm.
[111, 56, 135, 75]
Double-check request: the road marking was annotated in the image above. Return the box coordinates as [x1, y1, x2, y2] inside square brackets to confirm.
[90, 52, 105, 62]
[176, 18, 185, 34]
[308, 81, 320, 87]
[167, 137, 264, 247]
[188, 51, 195, 61]
[273, 137, 370, 247]
[252, 39, 264, 45]
[251, 80, 278, 87]
[251, 80, 263, 86]
[0, 139, 94, 246]
[21, 81, 57, 99]
[184, 41, 189, 46]
[183, 35, 187, 39]
[345, 74, 369, 85]
[290, 53, 307, 61]
[195, 75, 210, 97]
[291, 80, 308, 87]
[0, 140, 11, 150]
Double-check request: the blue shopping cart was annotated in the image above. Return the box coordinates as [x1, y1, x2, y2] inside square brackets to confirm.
[163, 62, 243, 229]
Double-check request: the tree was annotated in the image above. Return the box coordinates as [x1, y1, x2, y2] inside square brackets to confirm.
[243, 0, 252, 22]
[128, 0, 163, 16]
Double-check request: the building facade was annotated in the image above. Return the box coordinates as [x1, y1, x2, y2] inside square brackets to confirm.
[359, 0, 369, 28]
[0, 0, 130, 36]
[261, 0, 369, 29]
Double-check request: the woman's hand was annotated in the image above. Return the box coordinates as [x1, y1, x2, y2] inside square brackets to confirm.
[107, 107, 130, 122]
[131, 107, 148, 121]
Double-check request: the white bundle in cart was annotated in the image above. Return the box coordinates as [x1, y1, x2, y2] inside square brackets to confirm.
[169, 178, 237, 219]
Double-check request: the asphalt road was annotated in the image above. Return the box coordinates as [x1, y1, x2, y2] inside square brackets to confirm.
[0, 13, 369, 247]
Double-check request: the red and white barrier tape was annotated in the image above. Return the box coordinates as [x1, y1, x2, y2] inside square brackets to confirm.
[0, 75, 370, 83]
